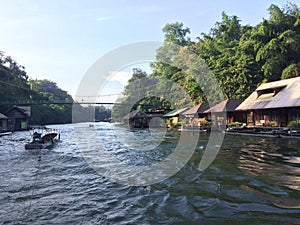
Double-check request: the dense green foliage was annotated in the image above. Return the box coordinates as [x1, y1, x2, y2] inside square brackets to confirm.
[112, 68, 172, 119]
[0, 52, 111, 124]
[113, 3, 300, 119]
[0, 52, 74, 124]
[154, 3, 300, 103]
[95, 105, 111, 122]
[28, 79, 73, 124]
[0, 51, 30, 107]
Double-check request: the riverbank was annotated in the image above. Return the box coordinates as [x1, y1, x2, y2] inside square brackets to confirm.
[226, 126, 300, 139]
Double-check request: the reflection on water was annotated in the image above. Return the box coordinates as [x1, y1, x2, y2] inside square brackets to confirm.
[238, 138, 300, 191]
[0, 123, 299, 224]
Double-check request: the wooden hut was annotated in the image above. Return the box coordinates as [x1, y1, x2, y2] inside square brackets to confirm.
[204, 99, 245, 124]
[146, 109, 168, 128]
[236, 76, 300, 127]
[182, 103, 210, 128]
[5, 106, 30, 131]
[0, 113, 8, 132]
[123, 110, 149, 128]
[163, 108, 188, 128]
[183, 103, 210, 118]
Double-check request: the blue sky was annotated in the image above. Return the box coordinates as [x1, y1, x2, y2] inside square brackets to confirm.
[0, 0, 291, 99]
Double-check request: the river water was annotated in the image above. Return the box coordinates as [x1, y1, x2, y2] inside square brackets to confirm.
[0, 123, 299, 224]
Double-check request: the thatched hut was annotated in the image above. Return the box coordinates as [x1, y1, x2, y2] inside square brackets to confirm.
[236, 76, 300, 127]
[163, 108, 188, 128]
[5, 106, 30, 131]
[204, 99, 245, 124]
[123, 110, 149, 128]
[0, 113, 8, 132]
[182, 103, 210, 127]
[182, 103, 210, 118]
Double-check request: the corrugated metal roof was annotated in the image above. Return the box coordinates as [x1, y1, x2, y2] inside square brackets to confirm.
[182, 103, 210, 115]
[204, 99, 242, 113]
[163, 108, 188, 117]
[236, 76, 300, 110]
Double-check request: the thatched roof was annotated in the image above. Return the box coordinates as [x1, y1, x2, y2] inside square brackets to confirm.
[5, 106, 30, 118]
[182, 103, 209, 115]
[163, 108, 188, 117]
[0, 113, 7, 119]
[204, 99, 242, 113]
[236, 76, 300, 110]
[123, 110, 148, 120]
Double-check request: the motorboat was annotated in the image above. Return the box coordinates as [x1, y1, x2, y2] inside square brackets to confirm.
[25, 126, 60, 149]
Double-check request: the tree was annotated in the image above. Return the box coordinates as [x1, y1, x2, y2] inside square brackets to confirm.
[196, 12, 245, 99]
[0, 52, 31, 112]
[195, 3, 300, 100]
[281, 63, 300, 79]
[162, 22, 191, 47]
[254, 3, 300, 81]
[29, 79, 73, 124]
[95, 105, 111, 122]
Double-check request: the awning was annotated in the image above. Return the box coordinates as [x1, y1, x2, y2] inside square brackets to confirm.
[163, 108, 188, 117]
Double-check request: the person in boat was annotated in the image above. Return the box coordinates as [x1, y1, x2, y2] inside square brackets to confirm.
[32, 131, 43, 143]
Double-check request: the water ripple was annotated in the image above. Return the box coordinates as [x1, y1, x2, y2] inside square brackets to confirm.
[0, 123, 299, 224]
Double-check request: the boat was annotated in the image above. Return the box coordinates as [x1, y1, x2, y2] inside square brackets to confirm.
[0, 131, 13, 137]
[25, 126, 60, 149]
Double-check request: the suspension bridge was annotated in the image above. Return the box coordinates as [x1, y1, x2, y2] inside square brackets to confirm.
[0, 95, 124, 106]
[0, 100, 120, 106]
[0, 78, 125, 106]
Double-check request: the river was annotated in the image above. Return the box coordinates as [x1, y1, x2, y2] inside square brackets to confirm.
[0, 123, 299, 224]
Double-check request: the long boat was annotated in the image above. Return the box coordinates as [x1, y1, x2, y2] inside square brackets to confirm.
[25, 126, 60, 149]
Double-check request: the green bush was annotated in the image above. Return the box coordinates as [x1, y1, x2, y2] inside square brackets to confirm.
[288, 121, 296, 127]
[227, 121, 242, 127]
[268, 121, 276, 127]
[288, 120, 300, 128]
[200, 121, 213, 126]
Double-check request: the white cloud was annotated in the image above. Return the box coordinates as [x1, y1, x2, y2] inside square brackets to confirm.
[109, 71, 133, 86]
[96, 16, 111, 22]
